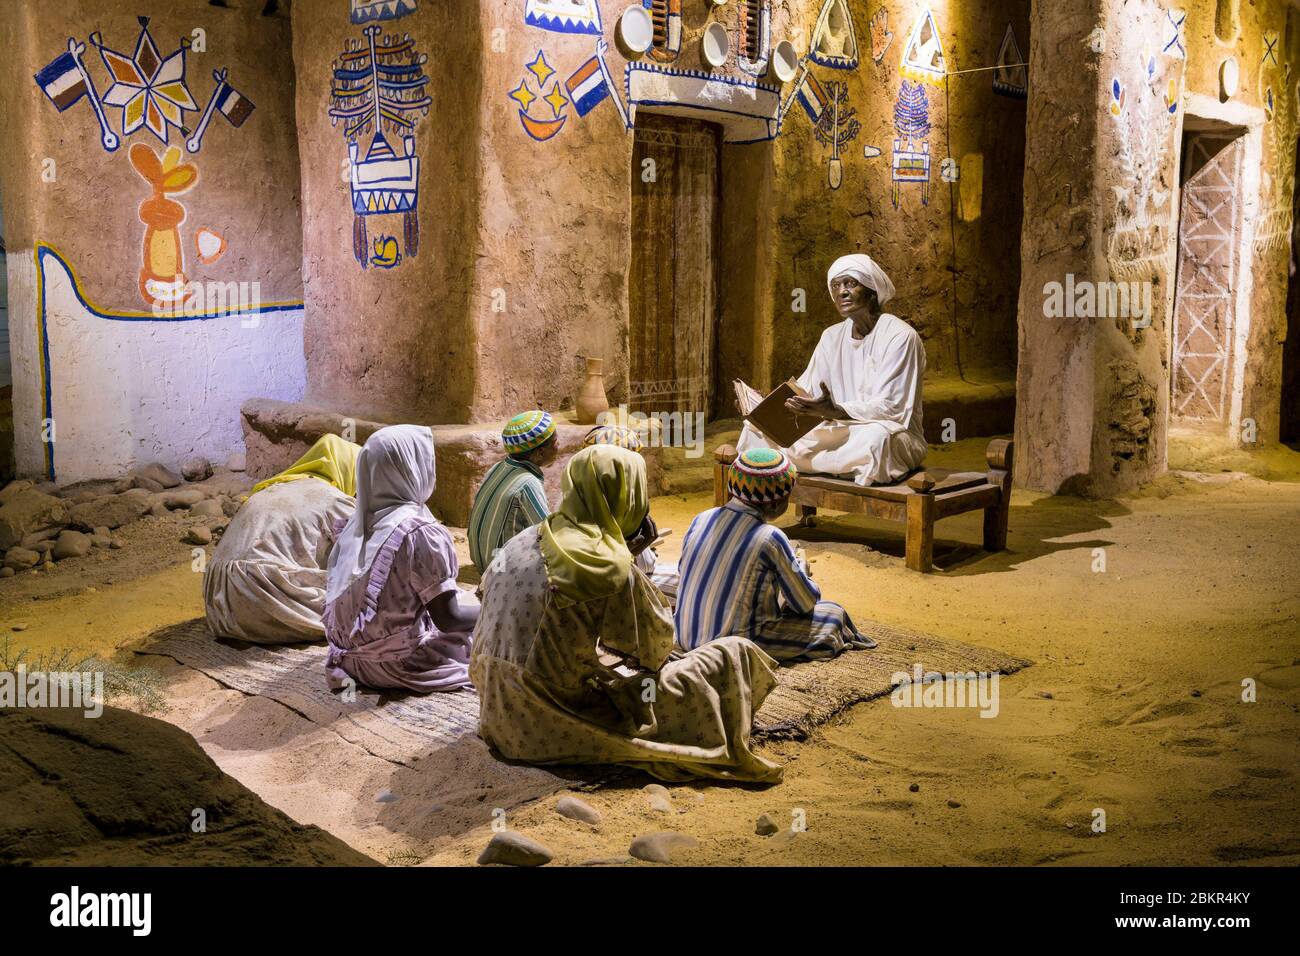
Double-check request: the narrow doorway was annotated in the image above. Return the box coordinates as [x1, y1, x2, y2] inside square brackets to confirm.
[1282, 135, 1300, 447]
[1170, 127, 1246, 432]
[0, 197, 12, 482]
[628, 113, 721, 416]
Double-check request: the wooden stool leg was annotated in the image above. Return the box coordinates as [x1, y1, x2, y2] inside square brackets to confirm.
[797, 503, 817, 527]
[905, 493, 935, 572]
[982, 438, 1014, 552]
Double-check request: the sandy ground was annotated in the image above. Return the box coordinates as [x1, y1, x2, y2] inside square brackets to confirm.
[3, 435, 1298, 866]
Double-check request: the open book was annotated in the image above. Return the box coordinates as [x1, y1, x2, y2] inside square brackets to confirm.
[734, 378, 823, 448]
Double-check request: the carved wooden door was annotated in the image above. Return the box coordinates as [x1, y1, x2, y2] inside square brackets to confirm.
[629, 114, 720, 415]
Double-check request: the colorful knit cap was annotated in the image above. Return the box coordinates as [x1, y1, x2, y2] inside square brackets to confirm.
[582, 425, 645, 453]
[728, 447, 797, 505]
[503, 410, 555, 456]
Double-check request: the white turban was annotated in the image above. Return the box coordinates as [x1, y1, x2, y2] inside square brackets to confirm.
[826, 253, 895, 306]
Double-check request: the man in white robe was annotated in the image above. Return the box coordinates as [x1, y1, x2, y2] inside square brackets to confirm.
[737, 253, 927, 486]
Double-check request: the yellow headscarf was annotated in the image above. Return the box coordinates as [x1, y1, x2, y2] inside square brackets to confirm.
[250, 434, 362, 497]
[538, 445, 648, 608]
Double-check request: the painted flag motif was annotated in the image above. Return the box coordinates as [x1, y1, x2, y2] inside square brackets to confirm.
[216, 83, 255, 127]
[565, 56, 610, 118]
[797, 71, 828, 123]
[35, 51, 88, 112]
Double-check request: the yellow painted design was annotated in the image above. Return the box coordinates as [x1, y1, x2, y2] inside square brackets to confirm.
[509, 80, 537, 111]
[543, 85, 567, 117]
[527, 50, 554, 86]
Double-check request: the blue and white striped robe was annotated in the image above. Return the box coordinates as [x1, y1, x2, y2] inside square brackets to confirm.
[674, 501, 873, 661]
[468, 457, 551, 573]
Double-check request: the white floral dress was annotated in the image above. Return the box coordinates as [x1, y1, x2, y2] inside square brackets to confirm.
[471, 526, 783, 783]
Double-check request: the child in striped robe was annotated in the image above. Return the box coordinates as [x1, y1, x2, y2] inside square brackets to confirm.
[674, 447, 875, 661]
[468, 411, 558, 573]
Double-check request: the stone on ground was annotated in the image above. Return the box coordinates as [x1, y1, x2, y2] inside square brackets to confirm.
[189, 499, 224, 518]
[0, 480, 34, 506]
[183, 526, 213, 546]
[555, 795, 602, 825]
[181, 456, 213, 482]
[51, 530, 92, 561]
[477, 830, 553, 867]
[629, 832, 699, 864]
[3, 548, 40, 572]
[163, 488, 206, 510]
[68, 492, 150, 531]
[134, 463, 182, 489]
[0, 488, 68, 550]
[755, 814, 779, 836]
[226, 452, 247, 472]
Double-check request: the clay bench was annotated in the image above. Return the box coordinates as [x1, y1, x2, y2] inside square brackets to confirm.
[712, 439, 1014, 573]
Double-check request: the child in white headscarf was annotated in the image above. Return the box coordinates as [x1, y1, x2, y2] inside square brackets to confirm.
[737, 252, 926, 485]
[323, 425, 478, 693]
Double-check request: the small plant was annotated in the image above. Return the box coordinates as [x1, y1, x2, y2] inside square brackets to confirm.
[0, 637, 167, 713]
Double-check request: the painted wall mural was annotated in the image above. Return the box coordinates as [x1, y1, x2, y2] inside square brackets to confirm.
[130, 143, 199, 307]
[34, 17, 256, 308]
[510, 49, 570, 141]
[892, 80, 931, 207]
[810, 80, 859, 189]
[525, 0, 603, 36]
[900, 7, 946, 84]
[329, 25, 431, 269]
[1162, 7, 1186, 59]
[351, 0, 417, 24]
[35, 16, 253, 156]
[809, 0, 859, 71]
[868, 8, 893, 65]
[993, 25, 1027, 99]
[1106, 44, 1183, 282]
[1255, 26, 1296, 256]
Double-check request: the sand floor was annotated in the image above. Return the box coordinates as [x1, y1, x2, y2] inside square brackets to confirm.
[3, 436, 1298, 866]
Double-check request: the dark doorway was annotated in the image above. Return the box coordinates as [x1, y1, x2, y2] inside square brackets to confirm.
[1282, 136, 1300, 447]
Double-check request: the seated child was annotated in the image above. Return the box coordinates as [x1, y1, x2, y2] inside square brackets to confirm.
[323, 425, 478, 693]
[467, 410, 559, 573]
[583, 424, 678, 602]
[674, 447, 874, 662]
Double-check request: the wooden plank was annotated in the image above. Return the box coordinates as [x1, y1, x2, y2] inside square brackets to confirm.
[935, 484, 1000, 519]
[791, 485, 905, 522]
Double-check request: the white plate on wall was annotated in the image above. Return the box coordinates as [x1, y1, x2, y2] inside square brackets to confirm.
[618, 6, 655, 56]
[702, 21, 729, 68]
[771, 39, 799, 82]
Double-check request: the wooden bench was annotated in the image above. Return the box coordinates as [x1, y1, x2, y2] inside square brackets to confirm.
[713, 439, 1014, 573]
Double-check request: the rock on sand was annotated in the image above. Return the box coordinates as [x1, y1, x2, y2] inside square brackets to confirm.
[477, 830, 553, 867]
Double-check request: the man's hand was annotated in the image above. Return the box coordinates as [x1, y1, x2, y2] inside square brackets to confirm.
[785, 384, 844, 422]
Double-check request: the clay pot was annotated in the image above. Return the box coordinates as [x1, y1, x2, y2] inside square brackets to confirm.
[576, 357, 610, 425]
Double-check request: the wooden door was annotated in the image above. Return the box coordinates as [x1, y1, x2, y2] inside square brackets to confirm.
[629, 114, 720, 415]
[1171, 133, 1244, 426]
